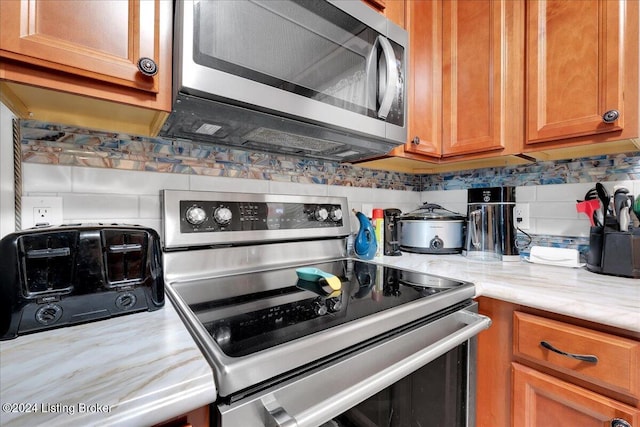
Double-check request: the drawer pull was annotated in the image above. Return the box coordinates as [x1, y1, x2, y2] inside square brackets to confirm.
[540, 341, 598, 363]
[611, 418, 632, 427]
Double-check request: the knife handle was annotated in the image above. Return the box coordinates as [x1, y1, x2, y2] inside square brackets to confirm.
[619, 206, 630, 232]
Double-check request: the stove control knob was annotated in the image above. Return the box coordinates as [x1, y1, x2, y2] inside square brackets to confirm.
[214, 326, 231, 345]
[186, 206, 207, 225]
[214, 207, 233, 225]
[314, 207, 329, 222]
[326, 298, 343, 312]
[329, 208, 343, 222]
[312, 300, 328, 316]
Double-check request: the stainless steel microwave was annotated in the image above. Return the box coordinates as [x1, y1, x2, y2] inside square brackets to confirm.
[161, 0, 408, 163]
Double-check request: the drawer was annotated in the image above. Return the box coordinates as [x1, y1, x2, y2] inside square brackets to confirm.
[513, 312, 640, 398]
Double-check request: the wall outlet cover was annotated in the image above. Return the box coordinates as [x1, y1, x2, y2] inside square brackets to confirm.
[21, 196, 63, 229]
[514, 203, 530, 230]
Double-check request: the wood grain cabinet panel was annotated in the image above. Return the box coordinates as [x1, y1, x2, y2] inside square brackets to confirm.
[0, 0, 172, 136]
[526, 0, 639, 149]
[513, 363, 639, 427]
[514, 311, 640, 399]
[476, 297, 640, 427]
[404, 0, 442, 158]
[0, 0, 160, 93]
[440, 0, 511, 157]
[405, 0, 522, 159]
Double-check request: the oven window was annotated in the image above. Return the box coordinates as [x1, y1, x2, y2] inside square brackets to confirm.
[334, 343, 468, 427]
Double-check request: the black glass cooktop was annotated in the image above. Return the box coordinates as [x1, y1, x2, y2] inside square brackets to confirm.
[183, 260, 467, 357]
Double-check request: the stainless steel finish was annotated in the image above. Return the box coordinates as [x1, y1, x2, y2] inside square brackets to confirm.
[399, 219, 465, 254]
[366, 35, 397, 119]
[163, 239, 347, 283]
[398, 205, 466, 254]
[463, 205, 501, 261]
[267, 404, 298, 427]
[217, 306, 491, 427]
[162, 190, 486, 426]
[162, 190, 350, 250]
[163, 0, 407, 163]
[166, 273, 476, 397]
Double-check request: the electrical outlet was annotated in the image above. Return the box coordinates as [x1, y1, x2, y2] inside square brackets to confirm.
[34, 207, 55, 225]
[21, 197, 63, 229]
[514, 203, 530, 230]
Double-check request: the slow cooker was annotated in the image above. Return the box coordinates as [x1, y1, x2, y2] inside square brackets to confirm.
[398, 204, 466, 254]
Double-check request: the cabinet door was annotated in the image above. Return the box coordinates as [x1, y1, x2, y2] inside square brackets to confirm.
[405, 0, 522, 159]
[0, 0, 159, 94]
[441, 0, 513, 157]
[526, 0, 624, 144]
[513, 363, 639, 427]
[404, 0, 442, 158]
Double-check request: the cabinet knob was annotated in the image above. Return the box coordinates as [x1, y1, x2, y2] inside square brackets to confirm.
[602, 109, 620, 123]
[611, 419, 632, 427]
[412, 136, 421, 145]
[137, 57, 158, 77]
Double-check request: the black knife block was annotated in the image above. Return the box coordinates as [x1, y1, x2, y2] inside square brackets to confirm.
[587, 226, 640, 278]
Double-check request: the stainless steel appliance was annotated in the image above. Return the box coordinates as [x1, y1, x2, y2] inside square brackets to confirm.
[162, 190, 491, 426]
[463, 187, 519, 262]
[383, 208, 402, 256]
[162, 0, 407, 163]
[398, 204, 466, 254]
[0, 224, 164, 340]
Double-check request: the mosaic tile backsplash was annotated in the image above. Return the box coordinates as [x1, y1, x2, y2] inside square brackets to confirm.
[16, 120, 640, 256]
[18, 120, 640, 191]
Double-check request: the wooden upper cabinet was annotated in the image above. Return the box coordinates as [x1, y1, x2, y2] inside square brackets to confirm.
[441, 0, 513, 157]
[404, 0, 442, 158]
[0, 0, 172, 136]
[361, 0, 406, 28]
[0, 0, 160, 94]
[526, 0, 630, 145]
[405, 0, 523, 159]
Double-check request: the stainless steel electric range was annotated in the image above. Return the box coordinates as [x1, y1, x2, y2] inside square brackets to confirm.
[161, 190, 491, 427]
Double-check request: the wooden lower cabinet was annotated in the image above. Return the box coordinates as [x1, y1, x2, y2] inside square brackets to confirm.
[152, 406, 210, 427]
[476, 296, 640, 427]
[513, 363, 639, 427]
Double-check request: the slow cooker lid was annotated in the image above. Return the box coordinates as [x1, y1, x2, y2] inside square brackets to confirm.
[401, 203, 465, 220]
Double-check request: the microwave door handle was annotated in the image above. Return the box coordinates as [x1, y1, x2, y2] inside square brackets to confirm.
[366, 35, 398, 120]
[376, 35, 398, 120]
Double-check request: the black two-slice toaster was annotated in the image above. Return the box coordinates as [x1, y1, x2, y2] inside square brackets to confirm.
[0, 224, 164, 340]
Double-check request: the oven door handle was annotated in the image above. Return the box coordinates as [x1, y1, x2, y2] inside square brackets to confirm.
[256, 309, 491, 427]
[262, 396, 298, 427]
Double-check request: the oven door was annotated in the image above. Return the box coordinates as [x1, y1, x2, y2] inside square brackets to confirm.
[215, 304, 490, 427]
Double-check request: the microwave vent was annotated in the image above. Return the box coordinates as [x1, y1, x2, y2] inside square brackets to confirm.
[243, 127, 345, 153]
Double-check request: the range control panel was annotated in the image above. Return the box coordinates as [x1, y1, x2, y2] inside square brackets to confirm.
[179, 200, 344, 233]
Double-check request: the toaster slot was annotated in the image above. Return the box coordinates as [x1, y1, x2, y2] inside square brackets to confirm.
[19, 232, 77, 296]
[102, 230, 147, 286]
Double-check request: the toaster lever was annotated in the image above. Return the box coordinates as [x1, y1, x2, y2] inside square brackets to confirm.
[108, 243, 143, 254]
[26, 247, 71, 259]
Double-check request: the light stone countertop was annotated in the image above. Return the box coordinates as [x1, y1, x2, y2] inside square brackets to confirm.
[0, 299, 215, 427]
[371, 253, 640, 334]
[1, 254, 638, 427]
